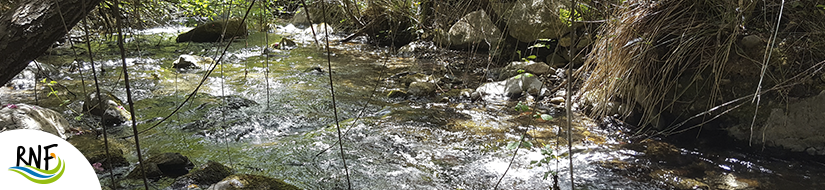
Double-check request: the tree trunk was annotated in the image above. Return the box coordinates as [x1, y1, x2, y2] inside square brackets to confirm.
[0, 0, 103, 85]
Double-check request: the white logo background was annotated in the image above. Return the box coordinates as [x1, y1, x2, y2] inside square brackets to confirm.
[0, 129, 101, 189]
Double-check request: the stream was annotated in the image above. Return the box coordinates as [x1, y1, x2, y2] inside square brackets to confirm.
[2, 24, 824, 190]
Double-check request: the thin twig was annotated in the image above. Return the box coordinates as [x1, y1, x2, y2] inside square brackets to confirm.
[749, 0, 784, 146]
[82, 13, 117, 189]
[566, 0, 578, 188]
[321, 2, 352, 189]
[112, 0, 149, 188]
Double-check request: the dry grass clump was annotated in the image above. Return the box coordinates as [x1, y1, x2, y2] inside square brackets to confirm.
[580, 0, 742, 132]
[577, 0, 825, 136]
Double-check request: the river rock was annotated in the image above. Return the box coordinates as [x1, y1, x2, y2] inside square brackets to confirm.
[83, 91, 131, 126]
[207, 174, 301, 190]
[0, 103, 70, 139]
[546, 52, 568, 68]
[176, 19, 248, 43]
[398, 41, 438, 58]
[436, 10, 501, 50]
[279, 38, 297, 50]
[408, 82, 437, 97]
[169, 160, 233, 189]
[503, 73, 543, 98]
[68, 134, 129, 170]
[128, 162, 165, 179]
[649, 169, 709, 189]
[129, 152, 194, 179]
[503, 0, 569, 43]
[740, 35, 763, 49]
[731, 90, 825, 155]
[173, 54, 215, 70]
[221, 95, 259, 110]
[500, 60, 553, 80]
[398, 73, 431, 87]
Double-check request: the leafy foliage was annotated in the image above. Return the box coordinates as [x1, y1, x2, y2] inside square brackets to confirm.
[529, 144, 567, 180]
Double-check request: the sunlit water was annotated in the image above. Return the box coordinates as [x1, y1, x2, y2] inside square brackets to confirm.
[3, 25, 824, 190]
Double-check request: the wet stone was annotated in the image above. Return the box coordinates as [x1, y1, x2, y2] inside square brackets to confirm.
[169, 160, 233, 189]
[83, 91, 131, 126]
[408, 82, 437, 97]
[129, 152, 194, 179]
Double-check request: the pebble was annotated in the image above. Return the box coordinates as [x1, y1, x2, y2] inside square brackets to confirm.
[550, 97, 565, 104]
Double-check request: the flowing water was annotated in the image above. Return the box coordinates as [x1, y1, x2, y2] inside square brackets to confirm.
[3, 25, 825, 190]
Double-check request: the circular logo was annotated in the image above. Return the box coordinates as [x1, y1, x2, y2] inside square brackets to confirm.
[0, 129, 101, 189]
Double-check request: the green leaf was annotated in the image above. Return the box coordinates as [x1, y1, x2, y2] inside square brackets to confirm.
[543, 171, 550, 180]
[527, 55, 537, 60]
[506, 141, 519, 150]
[540, 114, 553, 121]
[523, 73, 534, 78]
[517, 69, 525, 74]
[530, 160, 538, 165]
[522, 141, 533, 148]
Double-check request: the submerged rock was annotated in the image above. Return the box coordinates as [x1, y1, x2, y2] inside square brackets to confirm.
[83, 91, 131, 126]
[649, 169, 709, 190]
[176, 19, 248, 43]
[0, 103, 71, 138]
[169, 160, 233, 189]
[173, 54, 215, 70]
[279, 38, 297, 50]
[128, 152, 194, 179]
[408, 82, 437, 97]
[68, 134, 129, 170]
[207, 174, 301, 190]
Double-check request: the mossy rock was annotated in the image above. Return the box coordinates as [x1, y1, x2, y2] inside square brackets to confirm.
[177, 19, 248, 43]
[169, 160, 233, 189]
[83, 91, 131, 126]
[208, 174, 301, 190]
[67, 134, 128, 170]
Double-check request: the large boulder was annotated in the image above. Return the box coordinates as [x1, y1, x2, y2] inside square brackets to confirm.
[503, 0, 569, 43]
[436, 10, 502, 50]
[0, 103, 70, 139]
[83, 91, 131, 126]
[728, 90, 825, 155]
[177, 19, 248, 43]
[207, 174, 301, 190]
